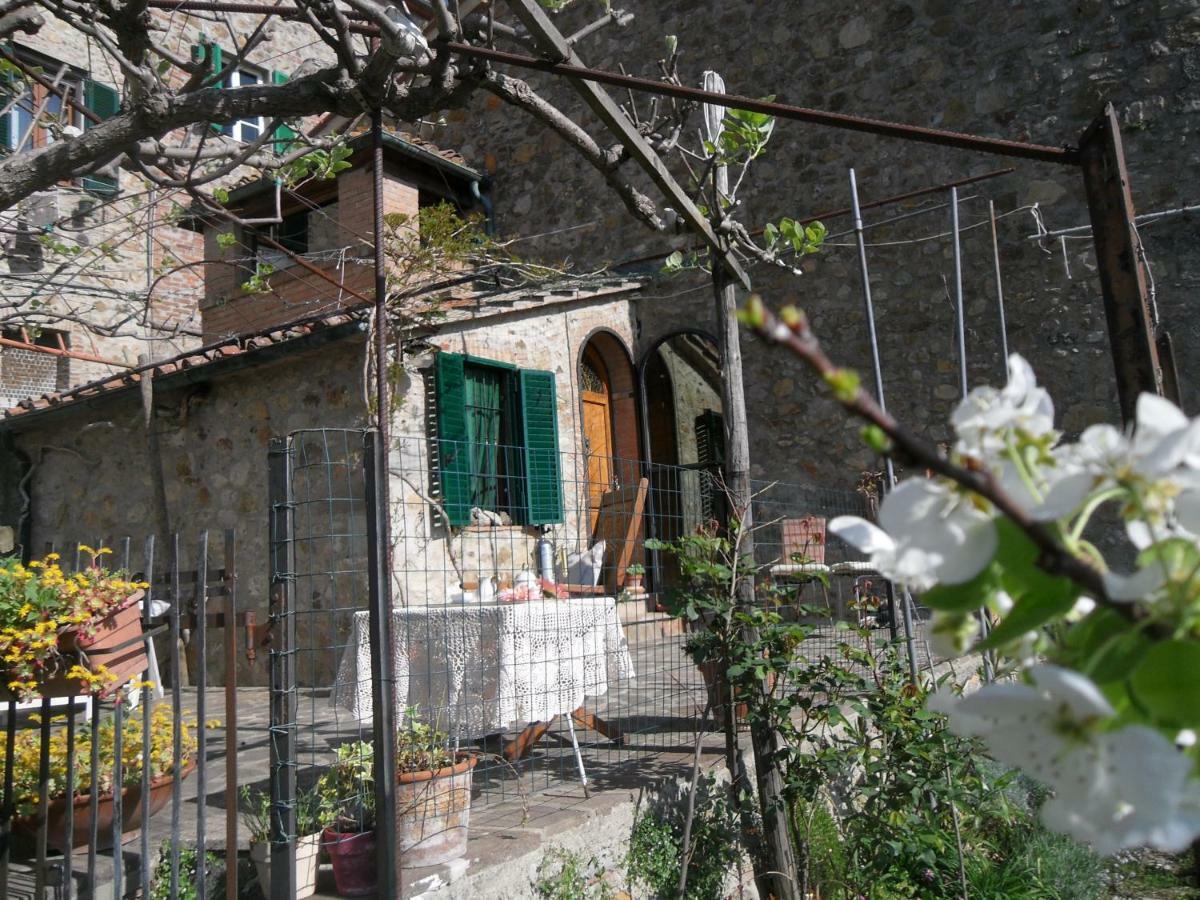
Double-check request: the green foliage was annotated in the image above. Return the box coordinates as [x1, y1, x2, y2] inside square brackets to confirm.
[149, 843, 224, 900]
[824, 367, 861, 403]
[281, 143, 353, 186]
[533, 847, 614, 900]
[315, 740, 375, 832]
[702, 104, 776, 166]
[763, 218, 826, 257]
[650, 526, 1105, 899]
[625, 779, 740, 900]
[396, 706, 456, 773]
[240, 784, 321, 844]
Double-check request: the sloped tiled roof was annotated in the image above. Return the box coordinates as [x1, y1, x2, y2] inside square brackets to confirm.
[2, 310, 366, 425]
[1, 277, 645, 427]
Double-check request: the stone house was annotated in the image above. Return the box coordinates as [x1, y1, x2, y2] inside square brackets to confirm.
[0, 8, 335, 404]
[0, 135, 736, 684]
[431, 0, 1200, 497]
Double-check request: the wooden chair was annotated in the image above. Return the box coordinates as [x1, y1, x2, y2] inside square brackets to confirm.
[560, 476, 649, 596]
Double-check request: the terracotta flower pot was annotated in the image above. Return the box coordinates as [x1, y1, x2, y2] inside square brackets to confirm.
[11, 760, 195, 853]
[396, 753, 477, 868]
[251, 832, 320, 899]
[322, 828, 377, 897]
[1, 591, 149, 701]
[60, 591, 149, 695]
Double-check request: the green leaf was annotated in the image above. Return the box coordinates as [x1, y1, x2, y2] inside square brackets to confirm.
[922, 571, 997, 612]
[977, 582, 1076, 650]
[1130, 640, 1200, 726]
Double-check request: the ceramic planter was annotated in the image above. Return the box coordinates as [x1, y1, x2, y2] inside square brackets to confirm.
[396, 753, 477, 868]
[322, 828, 376, 896]
[250, 832, 320, 899]
[11, 760, 194, 853]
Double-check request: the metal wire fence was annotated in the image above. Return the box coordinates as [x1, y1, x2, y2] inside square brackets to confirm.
[0, 530, 248, 900]
[268, 428, 917, 831]
[0, 431, 932, 897]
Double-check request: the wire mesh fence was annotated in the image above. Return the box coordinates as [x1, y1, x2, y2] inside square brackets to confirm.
[268, 427, 926, 835]
[0, 429, 934, 897]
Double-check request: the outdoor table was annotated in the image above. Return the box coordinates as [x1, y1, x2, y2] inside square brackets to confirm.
[330, 597, 636, 741]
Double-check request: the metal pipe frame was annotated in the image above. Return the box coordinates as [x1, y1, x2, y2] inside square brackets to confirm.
[848, 167, 920, 684]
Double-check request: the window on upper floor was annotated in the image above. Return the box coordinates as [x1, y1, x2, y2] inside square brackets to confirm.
[249, 209, 310, 271]
[191, 41, 294, 151]
[0, 50, 121, 195]
[434, 352, 563, 528]
[223, 67, 265, 144]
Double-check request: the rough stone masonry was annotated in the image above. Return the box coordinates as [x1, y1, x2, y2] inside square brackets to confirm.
[433, 0, 1200, 497]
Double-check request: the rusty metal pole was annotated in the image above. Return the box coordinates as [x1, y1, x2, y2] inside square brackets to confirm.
[1079, 103, 1165, 424]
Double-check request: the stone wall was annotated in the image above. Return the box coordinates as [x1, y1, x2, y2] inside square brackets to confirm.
[433, 0, 1200, 496]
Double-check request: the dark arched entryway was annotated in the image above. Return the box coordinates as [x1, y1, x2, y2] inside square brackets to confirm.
[638, 330, 724, 589]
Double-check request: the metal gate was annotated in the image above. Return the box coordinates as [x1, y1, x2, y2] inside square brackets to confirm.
[267, 428, 397, 898]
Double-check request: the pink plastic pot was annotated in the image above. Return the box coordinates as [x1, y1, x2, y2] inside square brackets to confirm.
[322, 827, 377, 897]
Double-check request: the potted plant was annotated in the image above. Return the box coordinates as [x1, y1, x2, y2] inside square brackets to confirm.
[0, 547, 150, 701]
[317, 741, 377, 897]
[243, 786, 321, 899]
[394, 708, 477, 868]
[4, 705, 198, 851]
[623, 563, 647, 598]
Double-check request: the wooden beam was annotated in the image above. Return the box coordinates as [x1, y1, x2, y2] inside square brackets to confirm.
[1079, 103, 1166, 423]
[504, 0, 752, 291]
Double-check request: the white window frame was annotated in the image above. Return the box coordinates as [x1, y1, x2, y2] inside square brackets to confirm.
[224, 68, 265, 144]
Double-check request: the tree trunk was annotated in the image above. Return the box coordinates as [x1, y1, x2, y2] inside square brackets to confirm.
[713, 257, 800, 900]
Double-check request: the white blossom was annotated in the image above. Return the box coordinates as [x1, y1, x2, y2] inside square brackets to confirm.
[1035, 394, 1200, 524]
[951, 353, 1056, 461]
[930, 665, 1200, 855]
[829, 479, 996, 591]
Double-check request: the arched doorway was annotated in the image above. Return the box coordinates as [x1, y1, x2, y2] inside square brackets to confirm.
[638, 330, 724, 588]
[578, 331, 640, 532]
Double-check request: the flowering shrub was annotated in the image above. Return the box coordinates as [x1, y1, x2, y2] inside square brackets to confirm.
[0, 546, 150, 701]
[0, 705, 197, 817]
[830, 354, 1200, 855]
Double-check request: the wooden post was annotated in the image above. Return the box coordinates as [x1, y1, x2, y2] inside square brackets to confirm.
[1079, 103, 1166, 423]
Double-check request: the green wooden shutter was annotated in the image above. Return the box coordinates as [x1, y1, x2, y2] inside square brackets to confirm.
[271, 70, 298, 154]
[84, 80, 120, 120]
[191, 42, 225, 131]
[81, 80, 121, 195]
[435, 352, 473, 528]
[519, 368, 563, 525]
[0, 65, 12, 150]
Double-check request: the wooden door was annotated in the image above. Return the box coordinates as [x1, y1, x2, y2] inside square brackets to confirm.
[580, 347, 614, 533]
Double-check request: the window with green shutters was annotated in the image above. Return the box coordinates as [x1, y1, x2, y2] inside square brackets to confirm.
[80, 78, 120, 196]
[434, 352, 562, 528]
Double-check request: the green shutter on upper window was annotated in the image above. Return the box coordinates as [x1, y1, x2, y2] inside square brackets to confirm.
[271, 70, 298, 154]
[435, 352, 473, 528]
[83, 80, 120, 121]
[81, 80, 121, 195]
[519, 368, 563, 525]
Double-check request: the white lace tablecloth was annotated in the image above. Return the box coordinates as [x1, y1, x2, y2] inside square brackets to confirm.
[330, 598, 635, 738]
